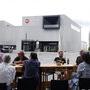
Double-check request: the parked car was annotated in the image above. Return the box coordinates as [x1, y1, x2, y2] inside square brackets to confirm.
[1, 46, 13, 53]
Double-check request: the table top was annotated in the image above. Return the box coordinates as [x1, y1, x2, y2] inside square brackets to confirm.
[41, 63, 76, 67]
[14, 63, 76, 68]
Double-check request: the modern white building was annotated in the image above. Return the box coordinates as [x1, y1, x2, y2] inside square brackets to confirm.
[0, 15, 81, 52]
[81, 41, 87, 50]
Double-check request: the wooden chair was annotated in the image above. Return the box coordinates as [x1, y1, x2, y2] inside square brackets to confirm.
[79, 78, 90, 90]
[51, 80, 68, 90]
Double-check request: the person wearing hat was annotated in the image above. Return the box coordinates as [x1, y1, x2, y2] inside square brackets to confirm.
[13, 51, 28, 80]
[13, 51, 28, 64]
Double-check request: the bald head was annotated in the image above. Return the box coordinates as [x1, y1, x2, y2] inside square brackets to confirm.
[58, 51, 63, 57]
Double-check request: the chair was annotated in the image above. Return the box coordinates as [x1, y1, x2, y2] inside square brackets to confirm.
[79, 78, 90, 90]
[0, 83, 7, 90]
[17, 77, 38, 90]
[17, 77, 23, 90]
[51, 80, 68, 90]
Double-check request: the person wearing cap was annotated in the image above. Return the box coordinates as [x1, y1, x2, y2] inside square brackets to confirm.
[13, 51, 28, 64]
[13, 51, 28, 80]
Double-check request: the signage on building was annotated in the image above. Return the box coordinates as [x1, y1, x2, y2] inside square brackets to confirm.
[25, 19, 30, 24]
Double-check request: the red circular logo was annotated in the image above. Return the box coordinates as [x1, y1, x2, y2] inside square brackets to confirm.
[25, 19, 29, 23]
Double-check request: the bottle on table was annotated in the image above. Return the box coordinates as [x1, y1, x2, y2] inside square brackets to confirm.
[67, 58, 69, 64]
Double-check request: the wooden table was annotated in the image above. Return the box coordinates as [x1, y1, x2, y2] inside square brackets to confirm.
[14, 64, 23, 73]
[40, 64, 77, 90]
[14, 63, 77, 90]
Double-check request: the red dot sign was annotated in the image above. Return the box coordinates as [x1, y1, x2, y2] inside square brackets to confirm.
[25, 19, 30, 23]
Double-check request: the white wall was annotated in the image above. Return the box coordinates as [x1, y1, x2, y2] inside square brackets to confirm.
[81, 41, 87, 50]
[60, 15, 81, 52]
[0, 22, 16, 45]
[22, 16, 59, 41]
[0, 21, 23, 50]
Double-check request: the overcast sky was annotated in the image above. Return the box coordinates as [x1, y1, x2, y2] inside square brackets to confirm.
[0, 0, 90, 43]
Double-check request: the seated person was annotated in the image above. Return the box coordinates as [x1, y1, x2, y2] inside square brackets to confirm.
[23, 52, 40, 90]
[54, 51, 66, 80]
[54, 51, 66, 64]
[76, 50, 85, 65]
[77, 51, 90, 78]
[0, 55, 16, 90]
[13, 51, 28, 64]
[69, 51, 90, 90]
[13, 51, 28, 79]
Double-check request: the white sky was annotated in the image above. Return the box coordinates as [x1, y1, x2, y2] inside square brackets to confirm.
[0, 0, 90, 43]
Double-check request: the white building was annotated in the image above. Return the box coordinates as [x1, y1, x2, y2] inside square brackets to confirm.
[0, 15, 81, 52]
[81, 41, 87, 50]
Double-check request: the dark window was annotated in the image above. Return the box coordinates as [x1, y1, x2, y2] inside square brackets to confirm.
[22, 40, 36, 51]
[43, 15, 60, 29]
[39, 41, 58, 52]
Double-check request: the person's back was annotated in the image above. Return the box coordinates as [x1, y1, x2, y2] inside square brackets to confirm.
[69, 52, 90, 90]
[23, 52, 40, 90]
[0, 55, 16, 90]
[23, 59, 40, 78]
[77, 61, 90, 78]
[0, 62, 15, 85]
[77, 51, 90, 78]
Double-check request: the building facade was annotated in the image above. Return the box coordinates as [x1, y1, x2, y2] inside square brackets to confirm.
[0, 15, 81, 52]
